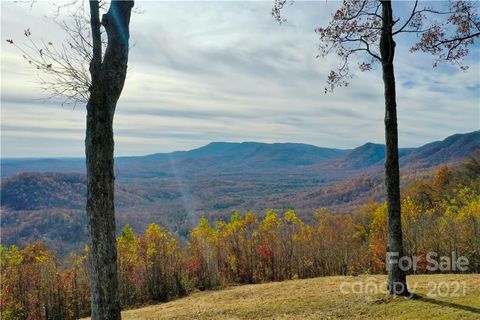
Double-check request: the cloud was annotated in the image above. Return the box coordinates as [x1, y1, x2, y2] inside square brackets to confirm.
[1, 1, 479, 157]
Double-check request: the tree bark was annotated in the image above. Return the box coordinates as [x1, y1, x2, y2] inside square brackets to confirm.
[86, 1, 134, 319]
[380, 0, 408, 296]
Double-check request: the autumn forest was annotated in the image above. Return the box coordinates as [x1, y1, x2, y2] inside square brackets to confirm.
[2, 154, 479, 319]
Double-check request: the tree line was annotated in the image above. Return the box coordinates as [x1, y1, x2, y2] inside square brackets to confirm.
[2, 155, 479, 319]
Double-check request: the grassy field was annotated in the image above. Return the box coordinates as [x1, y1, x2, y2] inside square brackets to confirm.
[115, 274, 480, 319]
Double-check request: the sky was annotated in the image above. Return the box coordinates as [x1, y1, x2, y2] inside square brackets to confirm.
[1, 1, 479, 157]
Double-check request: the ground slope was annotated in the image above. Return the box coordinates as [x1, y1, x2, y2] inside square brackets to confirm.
[117, 274, 480, 320]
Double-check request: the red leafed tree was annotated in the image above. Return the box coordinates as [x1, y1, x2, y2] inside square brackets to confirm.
[272, 0, 479, 295]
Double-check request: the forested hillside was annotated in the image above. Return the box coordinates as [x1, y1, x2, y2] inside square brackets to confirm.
[1, 131, 479, 254]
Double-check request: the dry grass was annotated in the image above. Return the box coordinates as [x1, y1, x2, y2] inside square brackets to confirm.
[112, 274, 480, 319]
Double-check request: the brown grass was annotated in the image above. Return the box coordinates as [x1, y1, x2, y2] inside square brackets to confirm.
[98, 274, 480, 319]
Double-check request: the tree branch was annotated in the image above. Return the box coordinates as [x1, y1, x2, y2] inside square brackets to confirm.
[393, 0, 418, 35]
[89, 0, 102, 83]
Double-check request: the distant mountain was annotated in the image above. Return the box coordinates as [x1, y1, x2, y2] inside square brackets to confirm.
[339, 143, 386, 169]
[0, 142, 346, 179]
[333, 143, 415, 170]
[115, 142, 347, 178]
[400, 131, 480, 169]
[1, 131, 479, 254]
[3, 132, 478, 179]
[170, 141, 346, 167]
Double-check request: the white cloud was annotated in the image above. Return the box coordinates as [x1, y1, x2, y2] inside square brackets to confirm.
[1, 1, 479, 157]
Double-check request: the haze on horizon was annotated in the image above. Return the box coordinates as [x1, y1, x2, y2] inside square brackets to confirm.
[1, 1, 479, 158]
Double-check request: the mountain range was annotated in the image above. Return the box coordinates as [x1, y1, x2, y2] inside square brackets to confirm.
[1, 130, 479, 254]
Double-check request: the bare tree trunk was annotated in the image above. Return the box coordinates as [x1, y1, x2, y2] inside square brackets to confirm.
[380, 0, 408, 296]
[86, 1, 134, 319]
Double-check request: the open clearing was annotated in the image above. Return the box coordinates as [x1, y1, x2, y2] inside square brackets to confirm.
[114, 274, 480, 319]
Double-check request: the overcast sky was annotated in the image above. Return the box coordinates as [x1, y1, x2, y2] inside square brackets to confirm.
[1, 1, 479, 157]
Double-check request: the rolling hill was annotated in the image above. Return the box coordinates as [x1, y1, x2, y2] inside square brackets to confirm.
[1, 131, 479, 254]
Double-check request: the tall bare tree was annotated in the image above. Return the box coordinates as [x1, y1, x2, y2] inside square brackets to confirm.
[86, 1, 133, 318]
[272, 0, 479, 295]
[8, 0, 134, 317]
